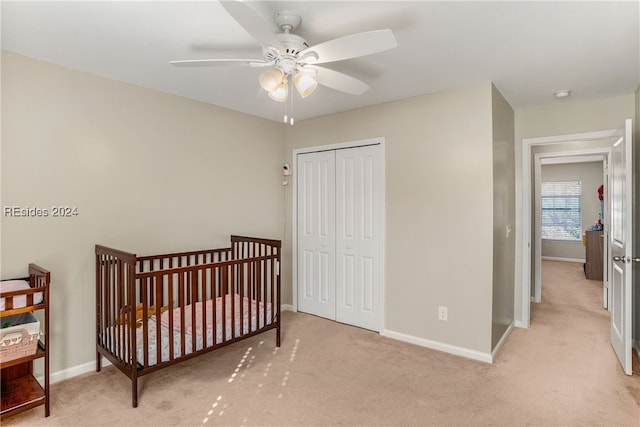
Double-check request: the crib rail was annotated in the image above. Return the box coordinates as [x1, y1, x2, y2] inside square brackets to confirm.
[95, 236, 281, 408]
[0, 264, 50, 316]
[136, 247, 233, 273]
[135, 253, 279, 369]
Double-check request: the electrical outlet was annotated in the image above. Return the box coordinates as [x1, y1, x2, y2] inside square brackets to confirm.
[438, 306, 448, 321]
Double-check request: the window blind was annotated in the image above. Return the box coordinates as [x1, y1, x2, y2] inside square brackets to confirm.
[541, 180, 582, 241]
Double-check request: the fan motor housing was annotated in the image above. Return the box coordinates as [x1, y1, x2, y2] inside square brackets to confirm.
[263, 33, 309, 60]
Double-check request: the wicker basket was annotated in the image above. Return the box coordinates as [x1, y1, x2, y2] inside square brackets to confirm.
[0, 312, 40, 362]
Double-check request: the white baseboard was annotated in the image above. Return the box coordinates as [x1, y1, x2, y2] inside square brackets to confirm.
[380, 329, 492, 363]
[514, 320, 528, 328]
[491, 321, 514, 361]
[36, 357, 112, 385]
[541, 256, 585, 263]
[282, 304, 295, 312]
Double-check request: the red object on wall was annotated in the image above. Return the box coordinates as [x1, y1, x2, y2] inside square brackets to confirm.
[598, 184, 604, 201]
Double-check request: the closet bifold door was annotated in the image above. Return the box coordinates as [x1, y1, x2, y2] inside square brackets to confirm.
[296, 150, 336, 320]
[335, 145, 382, 332]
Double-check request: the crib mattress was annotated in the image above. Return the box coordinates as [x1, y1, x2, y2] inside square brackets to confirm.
[104, 294, 272, 367]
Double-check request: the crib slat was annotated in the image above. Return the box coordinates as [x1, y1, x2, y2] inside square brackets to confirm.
[179, 272, 186, 358]
[261, 244, 267, 329]
[168, 273, 174, 361]
[221, 266, 227, 341]
[272, 254, 276, 323]
[142, 277, 149, 368]
[155, 275, 162, 366]
[256, 257, 262, 330]
[238, 264, 242, 336]
[248, 258, 253, 333]
[191, 269, 197, 355]
[201, 268, 208, 349]
[230, 264, 236, 340]
[123, 260, 130, 364]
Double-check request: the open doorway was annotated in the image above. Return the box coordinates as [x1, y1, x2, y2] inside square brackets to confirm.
[534, 152, 609, 308]
[521, 122, 636, 375]
[520, 129, 615, 328]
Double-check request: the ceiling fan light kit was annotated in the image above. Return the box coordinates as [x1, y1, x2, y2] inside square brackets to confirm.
[293, 72, 318, 98]
[259, 68, 285, 92]
[170, 0, 398, 121]
[268, 80, 289, 102]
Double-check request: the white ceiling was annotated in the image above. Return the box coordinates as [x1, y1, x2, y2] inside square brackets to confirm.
[2, 1, 639, 123]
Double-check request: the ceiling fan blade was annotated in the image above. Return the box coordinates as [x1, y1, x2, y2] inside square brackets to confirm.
[298, 29, 397, 64]
[169, 59, 270, 67]
[220, 0, 283, 51]
[311, 66, 370, 95]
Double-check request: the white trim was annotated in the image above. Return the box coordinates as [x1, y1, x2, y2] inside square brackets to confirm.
[520, 130, 615, 328]
[36, 358, 112, 386]
[533, 154, 542, 302]
[541, 256, 585, 263]
[282, 304, 295, 312]
[291, 137, 386, 331]
[524, 130, 615, 145]
[515, 320, 527, 328]
[491, 321, 515, 361]
[540, 154, 606, 165]
[381, 329, 493, 363]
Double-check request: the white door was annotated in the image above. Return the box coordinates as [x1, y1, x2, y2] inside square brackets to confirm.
[335, 146, 382, 331]
[297, 150, 336, 320]
[608, 119, 633, 375]
[603, 162, 610, 310]
[296, 144, 383, 331]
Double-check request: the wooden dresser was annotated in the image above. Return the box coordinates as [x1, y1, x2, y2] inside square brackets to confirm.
[585, 230, 603, 281]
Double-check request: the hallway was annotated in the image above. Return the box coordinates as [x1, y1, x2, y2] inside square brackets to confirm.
[496, 259, 639, 424]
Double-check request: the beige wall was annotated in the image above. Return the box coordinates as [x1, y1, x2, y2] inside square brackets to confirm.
[285, 82, 496, 355]
[540, 162, 603, 260]
[514, 94, 636, 322]
[491, 84, 515, 350]
[1, 51, 286, 374]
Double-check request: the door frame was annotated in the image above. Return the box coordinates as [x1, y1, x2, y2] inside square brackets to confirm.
[291, 137, 386, 331]
[532, 151, 610, 304]
[520, 129, 616, 327]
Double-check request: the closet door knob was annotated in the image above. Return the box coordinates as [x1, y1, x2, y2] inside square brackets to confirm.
[632, 257, 640, 263]
[613, 256, 626, 263]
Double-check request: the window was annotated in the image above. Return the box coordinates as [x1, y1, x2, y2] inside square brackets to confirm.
[541, 180, 582, 241]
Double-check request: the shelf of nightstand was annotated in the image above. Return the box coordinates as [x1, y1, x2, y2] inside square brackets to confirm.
[0, 341, 45, 369]
[1, 374, 46, 417]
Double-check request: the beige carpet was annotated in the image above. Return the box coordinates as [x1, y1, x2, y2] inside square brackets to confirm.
[4, 260, 639, 426]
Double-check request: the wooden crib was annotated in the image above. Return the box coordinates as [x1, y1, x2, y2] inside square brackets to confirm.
[95, 235, 281, 407]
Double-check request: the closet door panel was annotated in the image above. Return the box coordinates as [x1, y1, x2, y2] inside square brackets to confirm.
[297, 151, 336, 320]
[336, 145, 382, 331]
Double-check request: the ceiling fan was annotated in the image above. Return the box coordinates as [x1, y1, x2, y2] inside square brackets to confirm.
[170, 0, 398, 107]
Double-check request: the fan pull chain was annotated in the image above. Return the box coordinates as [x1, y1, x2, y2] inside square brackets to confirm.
[290, 77, 294, 125]
[280, 74, 295, 125]
[283, 78, 288, 124]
